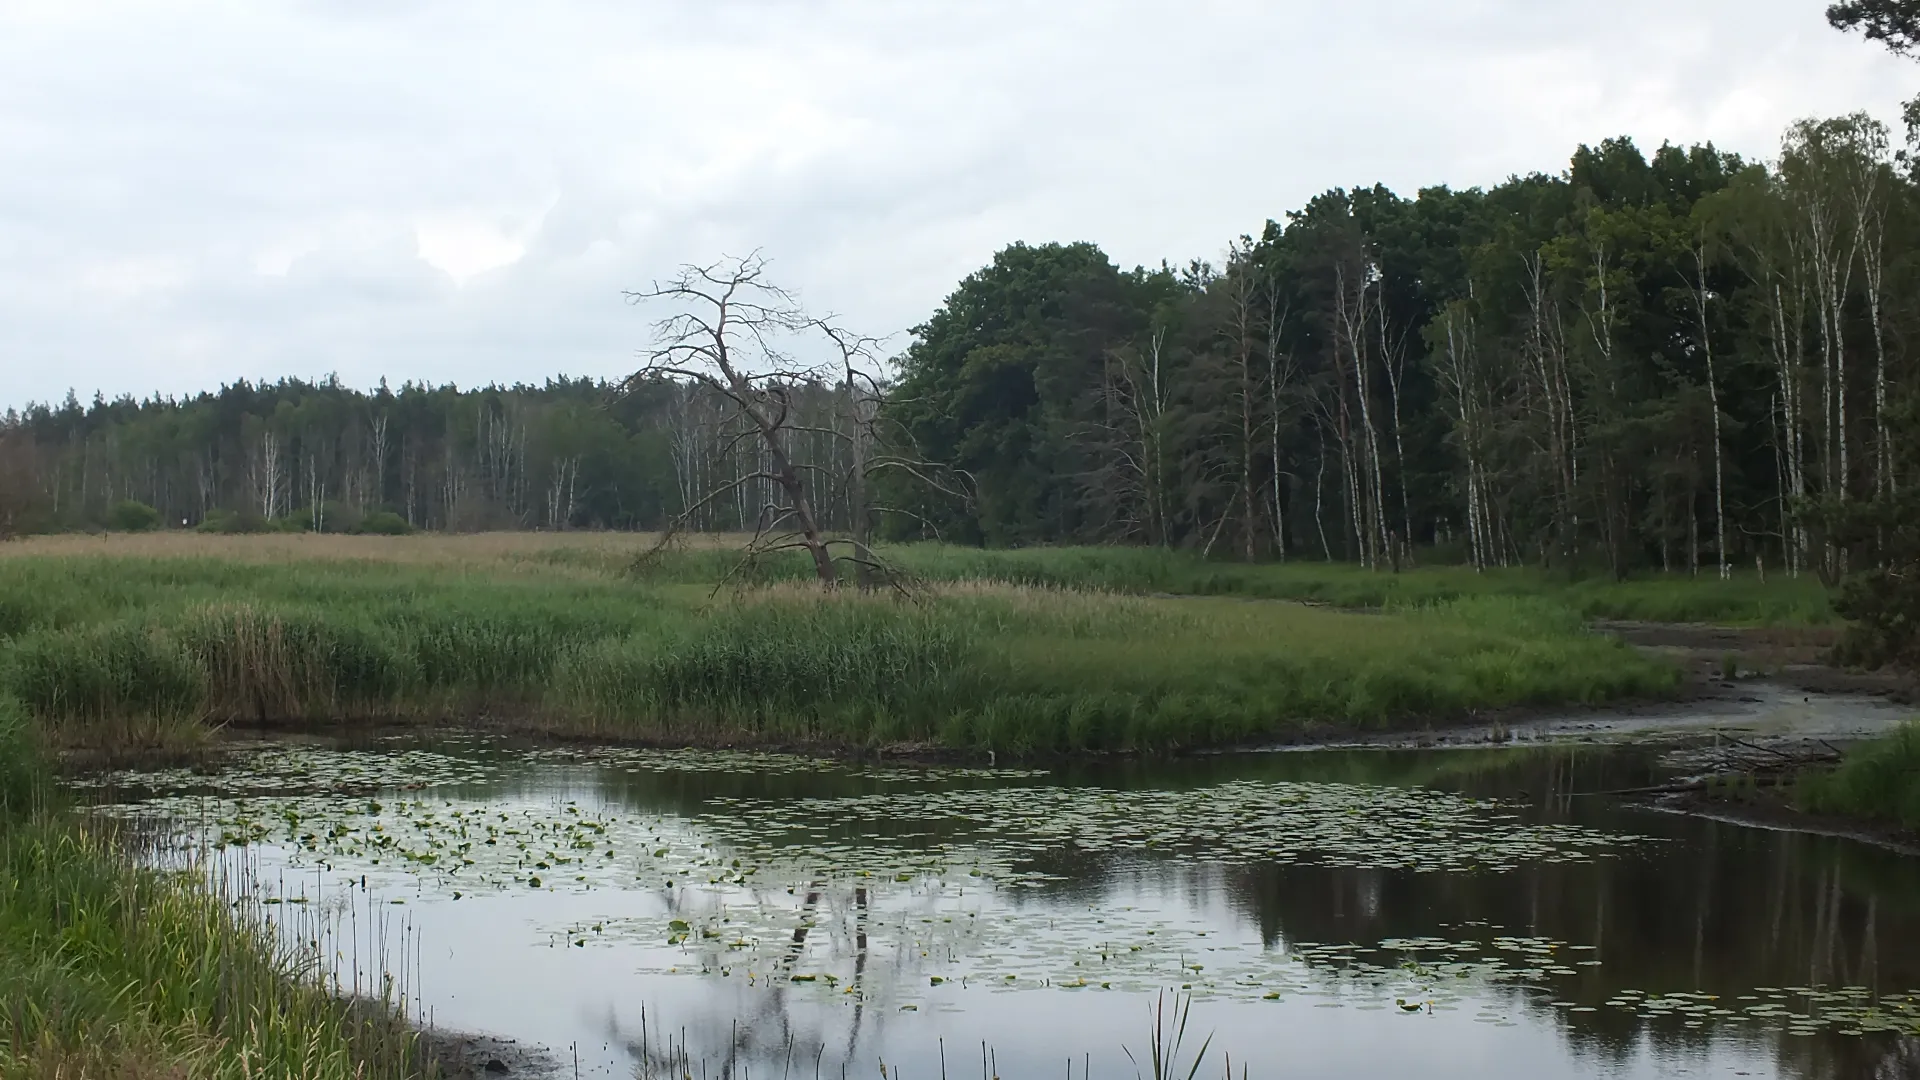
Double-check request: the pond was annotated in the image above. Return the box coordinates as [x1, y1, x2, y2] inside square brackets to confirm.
[81, 733, 1920, 1079]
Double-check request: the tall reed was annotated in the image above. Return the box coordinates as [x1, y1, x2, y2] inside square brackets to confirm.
[0, 690, 431, 1078]
[0, 549, 1681, 754]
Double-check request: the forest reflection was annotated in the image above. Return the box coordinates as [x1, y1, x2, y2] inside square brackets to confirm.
[535, 743, 1920, 1079]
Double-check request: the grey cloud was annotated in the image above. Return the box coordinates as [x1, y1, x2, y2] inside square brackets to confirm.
[0, 0, 1911, 407]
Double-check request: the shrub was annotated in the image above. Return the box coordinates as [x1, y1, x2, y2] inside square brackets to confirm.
[196, 508, 275, 534]
[105, 500, 161, 533]
[1833, 568, 1920, 669]
[354, 510, 413, 536]
[319, 500, 364, 534]
[282, 501, 364, 534]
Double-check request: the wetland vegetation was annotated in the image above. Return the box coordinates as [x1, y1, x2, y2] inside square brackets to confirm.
[5, 6, 1920, 1070]
[0, 535, 1694, 756]
[5, 531, 1891, 1077]
[1798, 722, 1920, 831]
[0, 698, 429, 1080]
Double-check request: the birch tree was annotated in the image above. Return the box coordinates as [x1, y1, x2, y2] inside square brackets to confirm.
[1689, 226, 1730, 579]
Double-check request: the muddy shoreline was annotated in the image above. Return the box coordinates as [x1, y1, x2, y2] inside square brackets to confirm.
[420, 1030, 555, 1080]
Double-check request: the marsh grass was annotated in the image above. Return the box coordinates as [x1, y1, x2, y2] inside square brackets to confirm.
[0, 823, 429, 1080]
[613, 542, 1835, 625]
[885, 547, 1836, 626]
[1125, 992, 1214, 1080]
[3, 533, 1833, 625]
[551, 587, 1676, 752]
[0, 699, 40, 822]
[1798, 723, 1920, 830]
[0, 541, 1681, 754]
[0, 690, 430, 1079]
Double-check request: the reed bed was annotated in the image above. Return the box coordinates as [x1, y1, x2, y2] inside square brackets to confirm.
[0, 549, 1679, 753]
[0, 694, 430, 1079]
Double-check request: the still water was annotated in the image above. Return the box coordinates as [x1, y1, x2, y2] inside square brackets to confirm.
[87, 738, 1920, 1079]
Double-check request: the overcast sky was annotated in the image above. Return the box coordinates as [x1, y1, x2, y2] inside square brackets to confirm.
[0, 1, 1911, 410]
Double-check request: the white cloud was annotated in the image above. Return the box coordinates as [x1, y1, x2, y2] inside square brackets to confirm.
[0, 0, 1911, 406]
[77, 256, 189, 301]
[415, 216, 535, 285]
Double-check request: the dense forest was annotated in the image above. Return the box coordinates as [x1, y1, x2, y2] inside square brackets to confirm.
[2, 9, 1915, 589]
[885, 115, 1908, 584]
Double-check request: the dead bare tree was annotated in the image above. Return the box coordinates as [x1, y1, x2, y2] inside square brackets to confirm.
[625, 253, 966, 589]
[809, 321, 971, 587]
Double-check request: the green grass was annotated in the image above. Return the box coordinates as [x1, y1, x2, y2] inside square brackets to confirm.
[0, 693, 431, 1078]
[0, 551, 1683, 754]
[1798, 723, 1920, 830]
[0, 699, 38, 824]
[624, 544, 1837, 627]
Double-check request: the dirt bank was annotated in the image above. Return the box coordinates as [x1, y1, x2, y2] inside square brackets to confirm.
[1597, 619, 1913, 700]
[422, 1030, 557, 1080]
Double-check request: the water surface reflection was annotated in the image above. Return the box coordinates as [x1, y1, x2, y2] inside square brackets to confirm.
[94, 740, 1920, 1079]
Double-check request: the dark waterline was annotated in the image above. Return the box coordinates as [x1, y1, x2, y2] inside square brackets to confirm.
[89, 737, 1920, 1079]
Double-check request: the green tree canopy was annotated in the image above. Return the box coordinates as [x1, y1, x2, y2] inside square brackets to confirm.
[1828, 0, 1920, 55]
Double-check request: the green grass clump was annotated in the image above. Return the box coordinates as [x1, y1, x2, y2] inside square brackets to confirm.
[0, 824, 429, 1079]
[554, 594, 977, 741]
[4, 621, 204, 743]
[944, 594, 1677, 753]
[1798, 724, 1920, 830]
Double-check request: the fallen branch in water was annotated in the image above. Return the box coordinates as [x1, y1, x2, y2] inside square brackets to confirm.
[1574, 774, 1800, 798]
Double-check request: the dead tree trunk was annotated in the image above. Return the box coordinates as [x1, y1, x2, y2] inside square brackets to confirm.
[626, 255, 969, 590]
[625, 255, 840, 586]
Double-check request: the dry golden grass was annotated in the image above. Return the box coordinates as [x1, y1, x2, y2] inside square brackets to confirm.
[0, 530, 748, 571]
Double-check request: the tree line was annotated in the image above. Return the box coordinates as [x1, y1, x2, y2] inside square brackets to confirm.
[883, 113, 1908, 584]
[0, 374, 886, 538]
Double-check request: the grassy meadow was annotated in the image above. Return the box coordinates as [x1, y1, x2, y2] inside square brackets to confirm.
[0, 531, 1726, 756]
[2, 532, 1836, 625]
